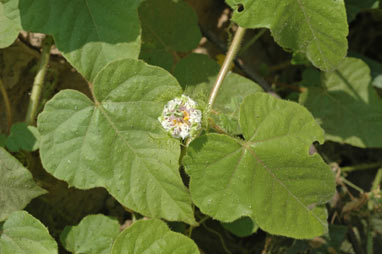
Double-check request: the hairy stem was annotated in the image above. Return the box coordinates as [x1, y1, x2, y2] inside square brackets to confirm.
[208, 26, 246, 113]
[0, 78, 12, 132]
[25, 36, 53, 125]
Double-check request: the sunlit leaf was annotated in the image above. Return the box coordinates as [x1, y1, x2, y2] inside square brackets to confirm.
[111, 219, 199, 254]
[0, 2, 20, 48]
[184, 93, 335, 238]
[0, 211, 57, 254]
[37, 59, 195, 225]
[299, 57, 382, 148]
[60, 214, 120, 254]
[2, 0, 141, 81]
[0, 147, 46, 222]
[226, 0, 348, 71]
[139, 0, 201, 71]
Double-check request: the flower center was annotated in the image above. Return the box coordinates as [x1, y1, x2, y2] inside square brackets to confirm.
[182, 110, 190, 122]
[171, 110, 190, 126]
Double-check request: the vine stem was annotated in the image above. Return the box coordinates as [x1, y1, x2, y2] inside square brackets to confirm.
[0, 78, 12, 132]
[341, 162, 382, 172]
[341, 177, 364, 193]
[25, 36, 53, 125]
[207, 26, 246, 113]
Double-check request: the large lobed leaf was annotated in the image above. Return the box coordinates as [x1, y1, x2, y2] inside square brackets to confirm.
[1, 0, 141, 81]
[60, 214, 120, 254]
[299, 57, 382, 148]
[226, 0, 348, 71]
[184, 92, 335, 238]
[0, 211, 58, 254]
[139, 0, 202, 71]
[0, 147, 46, 222]
[111, 219, 199, 254]
[37, 58, 196, 225]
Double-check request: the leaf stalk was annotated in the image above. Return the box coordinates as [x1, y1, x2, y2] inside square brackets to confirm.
[341, 162, 382, 172]
[208, 26, 246, 113]
[25, 36, 53, 125]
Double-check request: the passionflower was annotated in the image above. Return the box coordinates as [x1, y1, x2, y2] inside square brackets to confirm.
[158, 95, 202, 139]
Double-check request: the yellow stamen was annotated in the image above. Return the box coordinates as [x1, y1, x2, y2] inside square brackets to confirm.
[183, 110, 190, 121]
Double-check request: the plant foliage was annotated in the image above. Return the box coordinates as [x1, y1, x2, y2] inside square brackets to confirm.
[60, 214, 120, 254]
[37, 58, 195, 225]
[300, 57, 382, 148]
[184, 93, 335, 238]
[0, 148, 46, 222]
[0, 211, 58, 254]
[1, 0, 141, 81]
[226, 0, 349, 71]
[0, 0, 381, 253]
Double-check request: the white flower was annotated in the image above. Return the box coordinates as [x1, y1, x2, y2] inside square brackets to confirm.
[158, 95, 202, 139]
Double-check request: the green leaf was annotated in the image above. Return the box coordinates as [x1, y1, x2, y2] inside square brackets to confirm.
[60, 214, 120, 254]
[139, 0, 202, 71]
[299, 57, 382, 148]
[301, 67, 321, 87]
[0, 211, 58, 254]
[0, 134, 6, 147]
[348, 52, 382, 89]
[0, 2, 20, 48]
[174, 53, 262, 134]
[345, 0, 379, 23]
[111, 219, 199, 254]
[0, 147, 46, 222]
[37, 58, 195, 225]
[174, 53, 220, 92]
[226, 0, 349, 71]
[213, 72, 263, 134]
[221, 217, 258, 237]
[5, 122, 40, 152]
[184, 93, 335, 238]
[2, 0, 141, 81]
